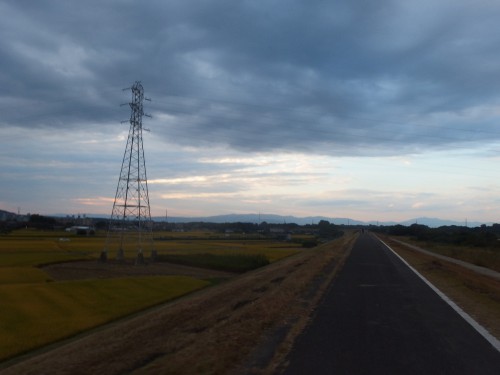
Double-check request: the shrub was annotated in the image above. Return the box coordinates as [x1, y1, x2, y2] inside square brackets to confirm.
[302, 240, 318, 248]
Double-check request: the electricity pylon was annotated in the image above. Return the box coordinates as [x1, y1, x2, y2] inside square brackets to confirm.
[101, 81, 156, 264]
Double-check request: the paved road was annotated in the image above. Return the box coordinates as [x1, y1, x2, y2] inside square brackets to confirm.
[283, 233, 500, 374]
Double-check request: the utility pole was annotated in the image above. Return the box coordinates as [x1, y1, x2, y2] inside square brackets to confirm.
[101, 81, 156, 264]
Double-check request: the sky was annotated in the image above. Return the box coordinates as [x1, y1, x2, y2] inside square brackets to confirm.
[2, 0, 500, 224]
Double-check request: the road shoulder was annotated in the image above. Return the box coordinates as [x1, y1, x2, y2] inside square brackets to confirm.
[378, 235, 500, 341]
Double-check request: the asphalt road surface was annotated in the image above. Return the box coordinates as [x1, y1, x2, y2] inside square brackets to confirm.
[283, 233, 500, 375]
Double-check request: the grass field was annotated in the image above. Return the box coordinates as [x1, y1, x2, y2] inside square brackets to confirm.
[0, 229, 96, 267]
[152, 239, 301, 262]
[0, 276, 209, 361]
[0, 228, 304, 362]
[0, 232, 356, 375]
[0, 229, 303, 266]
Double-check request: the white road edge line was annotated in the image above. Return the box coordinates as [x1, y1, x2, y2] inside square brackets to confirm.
[377, 236, 500, 353]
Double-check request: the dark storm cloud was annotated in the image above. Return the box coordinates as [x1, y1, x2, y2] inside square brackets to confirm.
[2, 0, 500, 155]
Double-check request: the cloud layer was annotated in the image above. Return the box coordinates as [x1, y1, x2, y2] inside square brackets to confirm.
[2, 1, 500, 221]
[3, 0, 500, 154]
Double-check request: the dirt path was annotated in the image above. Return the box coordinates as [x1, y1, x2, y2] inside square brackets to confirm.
[0, 234, 357, 375]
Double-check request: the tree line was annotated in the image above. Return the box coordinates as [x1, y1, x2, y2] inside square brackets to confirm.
[372, 223, 500, 249]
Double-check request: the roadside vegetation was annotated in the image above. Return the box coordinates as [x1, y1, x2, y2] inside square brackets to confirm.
[373, 223, 500, 272]
[374, 224, 500, 339]
[380, 235, 500, 340]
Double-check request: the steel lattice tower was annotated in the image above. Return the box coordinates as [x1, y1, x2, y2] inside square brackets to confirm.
[101, 81, 156, 264]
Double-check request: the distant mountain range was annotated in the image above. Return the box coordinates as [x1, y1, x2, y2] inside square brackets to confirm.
[2, 209, 492, 228]
[150, 214, 489, 228]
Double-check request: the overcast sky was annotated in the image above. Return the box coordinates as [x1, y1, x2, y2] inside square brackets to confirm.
[2, 0, 500, 223]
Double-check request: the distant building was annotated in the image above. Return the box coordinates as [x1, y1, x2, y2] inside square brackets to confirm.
[0, 210, 28, 222]
[66, 226, 95, 235]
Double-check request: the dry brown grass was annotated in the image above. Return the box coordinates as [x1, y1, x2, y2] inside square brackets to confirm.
[392, 236, 500, 273]
[0, 233, 357, 375]
[381, 236, 500, 340]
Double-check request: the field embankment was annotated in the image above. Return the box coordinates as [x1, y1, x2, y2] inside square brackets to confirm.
[0, 232, 357, 375]
[155, 253, 269, 272]
[41, 259, 237, 281]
